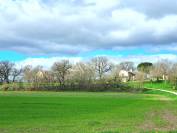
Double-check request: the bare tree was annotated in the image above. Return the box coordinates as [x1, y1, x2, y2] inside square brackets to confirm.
[169, 63, 177, 89]
[23, 65, 45, 90]
[0, 70, 3, 83]
[150, 60, 171, 81]
[23, 65, 43, 83]
[120, 61, 134, 71]
[135, 72, 145, 88]
[52, 60, 72, 86]
[0, 61, 15, 83]
[110, 64, 122, 82]
[23, 65, 33, 82]
[70, 62, 95, 84]
[33, 66, 43, 83]
[91, 56, 112, 80]
[12, 68, 23, 82]
[42, 70, 54, 83]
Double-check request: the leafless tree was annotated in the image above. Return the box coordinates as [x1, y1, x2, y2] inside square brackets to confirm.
[23, 65, 43, 83]
[120, 61, 134, 71]
[23, 65, 33, 82]
[0, 61, 15, 83]
[150, 60, 171, 81]
[33, 66, 43, 83]
[135, 72, 145, 88]
[110, 64, 122, 82]
[0, 70, 3, 83]
[23, 65, 44, 90]
[91, 56, 112, 80]
[169, 63, 177, 89]
[70, 62, 95, 84]
[42, 71, 54, 83]
[52, 60, 72, 86]
[12, 68, 23, 82]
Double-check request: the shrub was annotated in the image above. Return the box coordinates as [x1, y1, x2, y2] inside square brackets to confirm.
[1, 83, 10, 91]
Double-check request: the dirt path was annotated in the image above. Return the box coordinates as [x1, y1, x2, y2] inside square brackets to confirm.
[149, 88, 177, 96]
[140, 88, 177, 132]
[140, 109, 177, 132]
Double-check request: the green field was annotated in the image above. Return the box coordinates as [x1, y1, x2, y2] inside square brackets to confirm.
[143, 82, 177, 91]
[127, 81, 177, 92]
[0, 91, 177, 133]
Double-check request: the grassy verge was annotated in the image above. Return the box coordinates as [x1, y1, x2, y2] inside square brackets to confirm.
[127, 81, 177, 92]
[144, 82, 173, 90]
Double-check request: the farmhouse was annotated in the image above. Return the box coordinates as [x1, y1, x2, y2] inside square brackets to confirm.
[119, 70, 136, 82]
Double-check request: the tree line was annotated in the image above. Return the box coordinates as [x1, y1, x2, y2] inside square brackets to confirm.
[0, 57, 177, 91]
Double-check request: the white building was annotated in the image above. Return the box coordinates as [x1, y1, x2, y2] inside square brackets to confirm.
[119, 70, 135, 82]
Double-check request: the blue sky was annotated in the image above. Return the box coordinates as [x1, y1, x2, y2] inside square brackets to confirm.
[0, 51, 26, 61]
[0, 0, 177, 66]
[1, 48, 176, 62]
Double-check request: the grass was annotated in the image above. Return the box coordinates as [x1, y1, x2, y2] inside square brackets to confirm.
[143, 81, 174, 90]
[0, 91, 177, 133]
[127, 81, 177, 92]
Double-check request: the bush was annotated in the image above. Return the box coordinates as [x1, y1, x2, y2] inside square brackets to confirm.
[1, 83, 10, 91]
[0, 82, 148, 93]
[172, 85, 177, 90]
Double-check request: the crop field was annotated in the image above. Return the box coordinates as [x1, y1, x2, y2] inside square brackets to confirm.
[0, 91, 177, 133]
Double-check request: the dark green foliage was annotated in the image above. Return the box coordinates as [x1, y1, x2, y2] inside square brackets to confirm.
[137, 62, 153, 73]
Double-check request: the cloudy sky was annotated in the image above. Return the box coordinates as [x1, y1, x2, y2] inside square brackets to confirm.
[0, 0, 177, 68]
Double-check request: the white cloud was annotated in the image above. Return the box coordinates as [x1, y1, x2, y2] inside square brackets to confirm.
[15, 54, 177, 70]
[109, 54, 177, 66]
[16, 57, 82, 69]
[0, 0, 177, 55]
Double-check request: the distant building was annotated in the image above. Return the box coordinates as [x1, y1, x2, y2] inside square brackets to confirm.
[119, 70, 136, 82]
[36, 71, 44, 79]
